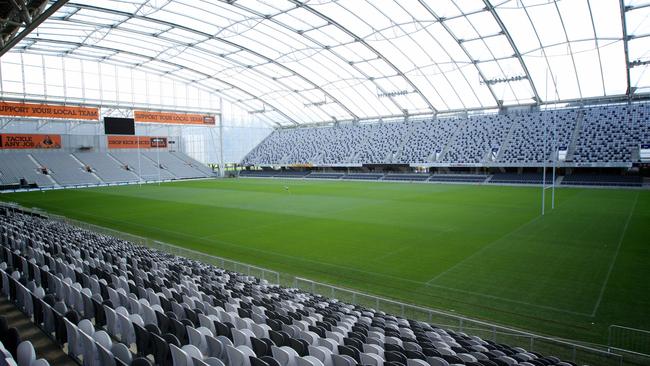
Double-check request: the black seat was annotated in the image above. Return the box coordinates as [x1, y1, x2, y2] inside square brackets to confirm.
[405, 350, 426, 360]
[268, 330, 285, 347]
[288, 338, 307, 357]
[337, 345, 359, 363]
[145, 324, 161, 336]
[132, 357, 153, 366]
[250, 356, 270, 366]
[170, 318, 188, 345]
[385, 343, 405, 354]
[0, 317, 8, 341]
[134, 323, 152, 357]
[156, 311, 171, 334]
[152, 333, 171, 366]
[215, 321, 233, 340]
[343, 337, 363, 351]
[5, 327, 20, 359]
[260, 356, 281, 366]
[251, 337, 268, 357]
[385, 351, 407, 365]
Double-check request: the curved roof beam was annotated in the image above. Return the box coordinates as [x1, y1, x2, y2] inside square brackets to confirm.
[483, 0, 540, 104]
[224, 1, 408, 116]
[64, 2, 359, 122]
[619, 0, 631, 95]
[19, 37, 295, 127]
[289, 0, 437, 115]
[417, 1, 498, 108]
[48, 16, 321, 122]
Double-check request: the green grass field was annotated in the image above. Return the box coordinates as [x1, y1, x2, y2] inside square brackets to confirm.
[1, 178, 648, 346]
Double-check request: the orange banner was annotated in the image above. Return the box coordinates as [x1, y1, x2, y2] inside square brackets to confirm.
[0, 102, 98, 120]
[134, 110, 215, 125]
[0, 134, 61, 149]
[107, 136, 167, 149]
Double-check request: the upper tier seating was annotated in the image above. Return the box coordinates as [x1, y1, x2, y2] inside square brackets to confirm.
[572, 105, 641, 163]
[0, 207, 576, 366]
[0, 153, 54, 188]
[31, 153, 100, 186]
[74, 152, 139, 183]
[243, 102, 650, 167]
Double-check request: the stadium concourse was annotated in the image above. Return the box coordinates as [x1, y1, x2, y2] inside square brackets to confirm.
[1, 0, 650, 366]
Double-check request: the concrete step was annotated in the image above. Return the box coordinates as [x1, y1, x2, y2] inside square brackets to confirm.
[0, 296, 77, 366]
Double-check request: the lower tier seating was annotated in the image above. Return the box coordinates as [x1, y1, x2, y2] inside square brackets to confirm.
[0, 151, 214, 190]
[0, 206, 577, 366]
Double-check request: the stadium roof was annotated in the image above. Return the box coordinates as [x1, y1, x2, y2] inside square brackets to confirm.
[6, 0, 650, 126]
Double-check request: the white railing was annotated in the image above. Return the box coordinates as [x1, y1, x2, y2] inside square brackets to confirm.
[609, 325, 650, 357]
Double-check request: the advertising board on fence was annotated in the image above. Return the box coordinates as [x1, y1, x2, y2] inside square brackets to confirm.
[0, 134, 62, 149]
[107, 136, 167, 149]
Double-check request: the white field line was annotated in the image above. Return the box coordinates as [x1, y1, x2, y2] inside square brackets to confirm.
[590, 191, 639, 317]
[425, 214, 543, 285]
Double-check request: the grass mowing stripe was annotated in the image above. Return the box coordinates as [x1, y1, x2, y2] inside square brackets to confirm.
[425, 214, 542, 285]
[590, 191, 639, 317]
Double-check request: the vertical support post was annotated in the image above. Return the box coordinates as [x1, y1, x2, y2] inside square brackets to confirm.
[157, 140, 161, 185]
[137, 135, 142, 186]
[551, 103, 557, 210]
[219, 97, 225, 177]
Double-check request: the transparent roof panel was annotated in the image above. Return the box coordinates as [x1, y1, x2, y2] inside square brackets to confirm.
[4, 0, 646, 125]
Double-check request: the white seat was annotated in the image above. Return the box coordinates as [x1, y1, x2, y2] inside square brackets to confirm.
[103, 305, 120, 339]
[425, 357, 449, 366]
[272, 346, 298, 366]
[297, 356, 324, 366]
[232, 328, 254, 348]
[360, 353, 383, 366]
[93, 331, 113, 351]
[117, 313, 135, 345]
[362, 344, 383, 357]
[97, 345, 116, 366]
[78, 319, 95, 336]
[331, 355, 354, 366]
[205, 335, 224, 359]
[171, 344, 193, 366]
[30, 359, 49, 366]
[64, 319, 81, 359]
[188, 327, 210, 357]
[183, 344, 205, 361]
[406, 359, 428, 366]
[16, 341, 35, 366]
[316, 339, 338, 354]
[307, 345, 333, 366]
[198, 314, 216, 335]
[111, 343, 132, 366]
[79, 330, 99, 366]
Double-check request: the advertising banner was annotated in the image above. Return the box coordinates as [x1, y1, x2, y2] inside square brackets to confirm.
[0, 134, 62, 149]
[134, 110, 215, 125]
[0, 102, 98, 120]
[107, 136, 167, 149]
